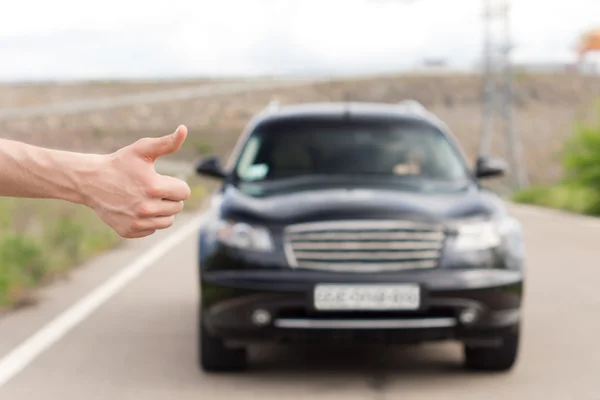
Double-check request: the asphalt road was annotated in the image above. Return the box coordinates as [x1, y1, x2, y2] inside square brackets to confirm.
[0, 204, 599, 400]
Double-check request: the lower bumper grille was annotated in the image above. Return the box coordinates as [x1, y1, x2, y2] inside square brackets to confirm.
[274, 318, 456, 329]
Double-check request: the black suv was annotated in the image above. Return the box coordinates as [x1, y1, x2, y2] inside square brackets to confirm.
[195, 101, 525, 373]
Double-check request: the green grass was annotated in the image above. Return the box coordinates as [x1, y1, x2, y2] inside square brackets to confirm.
[183, 136, 213, 156]
[513, 102, 600, 216]
[0, 198, 121, 308]
[513, 184, 600, 216]
[186, 180, 210, 210]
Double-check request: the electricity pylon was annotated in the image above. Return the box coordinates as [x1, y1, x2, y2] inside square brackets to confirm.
[478, 0, 528, 189]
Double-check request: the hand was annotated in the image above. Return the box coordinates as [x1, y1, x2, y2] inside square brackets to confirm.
[82, 125, 192, 238]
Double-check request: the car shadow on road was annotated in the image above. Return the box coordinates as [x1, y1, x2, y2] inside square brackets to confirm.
[192, 342, 504, 395]
[210, 341, 481, 386]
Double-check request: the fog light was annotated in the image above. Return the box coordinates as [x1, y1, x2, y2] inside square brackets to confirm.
[459, 308, 479, 325]
[251, 309, 271, 326]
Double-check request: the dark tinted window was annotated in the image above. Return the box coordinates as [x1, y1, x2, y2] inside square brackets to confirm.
[234, 117, 469, 183]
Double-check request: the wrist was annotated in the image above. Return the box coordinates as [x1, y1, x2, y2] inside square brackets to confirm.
[66, 153, 109, 207]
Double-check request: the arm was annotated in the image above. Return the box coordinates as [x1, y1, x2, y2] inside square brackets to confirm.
[0, 137, 102, 203]
[0, 125, 192, 238]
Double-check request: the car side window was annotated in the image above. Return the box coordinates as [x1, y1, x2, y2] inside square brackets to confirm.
[236, 136, 266, 181]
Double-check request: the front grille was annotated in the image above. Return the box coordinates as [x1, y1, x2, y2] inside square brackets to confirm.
[284, 219, 445, 272]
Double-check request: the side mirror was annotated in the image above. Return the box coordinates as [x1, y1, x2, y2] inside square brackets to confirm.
[195, 156, 226, 179]
[475, 156, 507, 179]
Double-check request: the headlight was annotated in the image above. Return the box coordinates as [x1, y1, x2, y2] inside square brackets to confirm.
[451, 217, 523, 252]
[444, 216, 524, 269]
[216, 220, 274, 252]
[452, 219, 502, 252]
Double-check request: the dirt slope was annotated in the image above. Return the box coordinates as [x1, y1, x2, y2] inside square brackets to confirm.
[1, 72, 599, 187]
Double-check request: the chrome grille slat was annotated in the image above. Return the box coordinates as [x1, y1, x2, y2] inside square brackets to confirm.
[286, 219, 443, 233]
[297, 260, 439, 272]
[293, 250, 441, 260]
[287, 232, 443, 241]
[291, 241, 443, 251]
[284, 219, 445, 272]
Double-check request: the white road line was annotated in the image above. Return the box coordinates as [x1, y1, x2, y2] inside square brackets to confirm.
[0, 212, 207, 388]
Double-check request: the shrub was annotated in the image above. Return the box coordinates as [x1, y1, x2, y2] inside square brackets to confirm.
[562, 114, 600, 190]
[513, 103, 600, 216]
[0, 200, 120, 308]
[513, 185, 600, 215]
[0, 234, 45, 305]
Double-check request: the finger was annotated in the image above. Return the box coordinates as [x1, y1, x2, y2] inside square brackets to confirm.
[158, 200, 185, 217]
[124, 229, 156, 239]
[136, 200, 184, 218]
[132, 125, 188, 162]
[136, 216, 176, 231]
[153, 175, 191, 201]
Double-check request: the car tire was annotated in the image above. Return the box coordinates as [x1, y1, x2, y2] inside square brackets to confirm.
[463, 328, 519, 372]
[199, 310, 247, 373]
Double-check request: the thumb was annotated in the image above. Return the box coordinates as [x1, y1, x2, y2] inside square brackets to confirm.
[133, 125, 188, 161]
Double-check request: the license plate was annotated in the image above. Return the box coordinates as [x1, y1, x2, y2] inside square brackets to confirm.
[313, 284, 421, 311]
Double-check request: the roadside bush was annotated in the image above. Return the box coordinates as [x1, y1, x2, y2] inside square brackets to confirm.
[0, 234, 45, 305]
[0, 199, 120, 308]
[513, 184, 600, 215]
[513, 104, 600, 215]
[562, 118, 600, 190]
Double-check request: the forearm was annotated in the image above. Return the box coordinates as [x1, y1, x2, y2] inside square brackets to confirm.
[0, 138, 102, 205]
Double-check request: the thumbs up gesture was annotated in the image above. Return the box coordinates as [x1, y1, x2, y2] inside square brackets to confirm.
[84, 125, 192, 238]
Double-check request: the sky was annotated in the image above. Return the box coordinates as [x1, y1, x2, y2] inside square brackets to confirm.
[0, 0, 599, 81]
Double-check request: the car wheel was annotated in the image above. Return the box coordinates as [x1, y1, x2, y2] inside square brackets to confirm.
[198, 309, 247, 373]
[463, 328, 520, 372]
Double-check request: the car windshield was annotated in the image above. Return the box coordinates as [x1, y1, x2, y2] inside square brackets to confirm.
[233, 117, 471, 186]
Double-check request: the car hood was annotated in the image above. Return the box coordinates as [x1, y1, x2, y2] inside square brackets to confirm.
[218, 180, 506, 226]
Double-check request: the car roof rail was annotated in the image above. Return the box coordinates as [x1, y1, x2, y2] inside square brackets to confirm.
[396, 99, 447, 127]
[397, 99, 427, 114]
[266, 99, 280, 112]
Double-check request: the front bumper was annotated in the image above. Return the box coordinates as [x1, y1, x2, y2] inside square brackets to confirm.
[200, 268, 523, 346]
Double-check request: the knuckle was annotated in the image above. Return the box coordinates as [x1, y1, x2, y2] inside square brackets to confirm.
[144, 182, 162, 198]
[133, 137, 151, 150]
[135, 202, 153, 217]
[115, 224, 132, 238]
[160, 136, 172, 148]
[153, 216, 174, 230]
[171, 180, 190, 201]
[130, 218, 144, 231]
[161, 216, 175, 228]
[177, 183, 191, 201]
[139, 137, 154, 146]
[167, 201, 184, 216]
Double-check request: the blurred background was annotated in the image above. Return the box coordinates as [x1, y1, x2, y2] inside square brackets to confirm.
[2, 0, 600, 314]
[1, 1, 600, 397]
[1, 0, 599, 185]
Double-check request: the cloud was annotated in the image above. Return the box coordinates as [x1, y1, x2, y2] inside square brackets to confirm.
[0, 0, 598, 81]
[0, 28, 185, 81]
